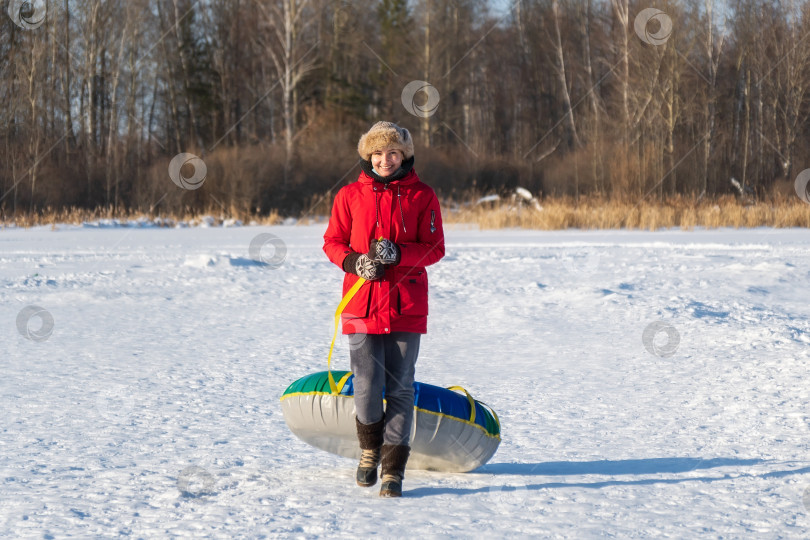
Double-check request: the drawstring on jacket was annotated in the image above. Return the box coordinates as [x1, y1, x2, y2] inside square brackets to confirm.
[375, 190, 380, 228]
[374, 183, 407, 234]
[397, 185, 407, 233]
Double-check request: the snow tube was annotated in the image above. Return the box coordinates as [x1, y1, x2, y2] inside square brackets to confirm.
[280, 371, 501, 473]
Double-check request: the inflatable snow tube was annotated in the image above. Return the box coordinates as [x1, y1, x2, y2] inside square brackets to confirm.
[280, 371, 501, 473]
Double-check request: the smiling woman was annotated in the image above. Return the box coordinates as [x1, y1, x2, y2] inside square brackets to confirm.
[322, 120, 445, 497]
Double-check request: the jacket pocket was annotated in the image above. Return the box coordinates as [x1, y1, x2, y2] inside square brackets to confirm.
[342, 275, 371, 318]
[396, 271, 428, 316]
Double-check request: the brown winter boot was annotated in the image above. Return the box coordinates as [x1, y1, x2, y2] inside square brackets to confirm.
[355, 417, 384, 487]
[379, 444, 410, 497]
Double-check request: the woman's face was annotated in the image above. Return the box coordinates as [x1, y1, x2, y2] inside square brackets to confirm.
[371, 148, 403, 177]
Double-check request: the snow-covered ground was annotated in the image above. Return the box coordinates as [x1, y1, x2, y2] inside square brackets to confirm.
[2, 223, 810, 538]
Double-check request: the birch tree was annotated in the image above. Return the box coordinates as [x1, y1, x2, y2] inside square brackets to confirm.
[257, 0, 319, 184]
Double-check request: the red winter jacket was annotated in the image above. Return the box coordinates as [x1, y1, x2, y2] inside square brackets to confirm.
[323, 168, 444, 334]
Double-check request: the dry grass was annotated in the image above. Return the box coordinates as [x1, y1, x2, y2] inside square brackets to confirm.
[1, 206, 283, 228]
[3, 195, 810, 230]
[444, 195, 810, 230]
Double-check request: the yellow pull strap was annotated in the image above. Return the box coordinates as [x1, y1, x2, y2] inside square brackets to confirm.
[327, 276, 367, 393]
[476, 399, 501, 433]
[447, 385, 477, 424]
[447, 386, 501, 433]
[334, 371, 353, 394]
[328, 239, 382, 393]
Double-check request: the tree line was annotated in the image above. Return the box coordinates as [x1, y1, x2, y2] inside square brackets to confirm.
[1, 0, 809, 218]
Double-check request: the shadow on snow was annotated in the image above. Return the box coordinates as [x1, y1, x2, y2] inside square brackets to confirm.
[406, 457, 810, 497]
[479, 457, 763, 476]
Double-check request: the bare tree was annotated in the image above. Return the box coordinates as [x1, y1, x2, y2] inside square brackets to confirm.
[257, 0, 319, 184]
[610, 0, 630, 141]
[774, 0, 810, 183]
[13, 16, 50, 211]
[580, 0, 604, 192]
[551, 0, 581, 151]
[700, 0, 725, 196]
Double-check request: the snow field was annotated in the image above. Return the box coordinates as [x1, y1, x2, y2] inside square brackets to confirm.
[1, 224, 810, 538]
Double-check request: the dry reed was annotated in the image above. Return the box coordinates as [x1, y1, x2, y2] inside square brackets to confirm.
[443, 195, 810, 230]
[3, 195, 810, 230]
[1, 206, 283, 229]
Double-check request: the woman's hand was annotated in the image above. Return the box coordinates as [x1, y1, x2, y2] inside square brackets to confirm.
[370, 239, 401, 265]
[343, 253, 385, 280]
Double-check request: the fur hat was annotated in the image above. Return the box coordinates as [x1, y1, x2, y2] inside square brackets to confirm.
[357, 121, 414, 161]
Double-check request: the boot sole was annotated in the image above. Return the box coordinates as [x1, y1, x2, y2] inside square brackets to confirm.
[379, 481, 402, 497]
[356, 468, 378, 488]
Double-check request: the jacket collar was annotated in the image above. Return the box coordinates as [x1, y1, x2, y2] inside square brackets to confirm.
[358, 167, 419, 187]
[359, 156, 417, 186]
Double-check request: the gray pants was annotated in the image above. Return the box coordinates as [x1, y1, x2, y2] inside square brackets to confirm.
[350, 332, 420, 446]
